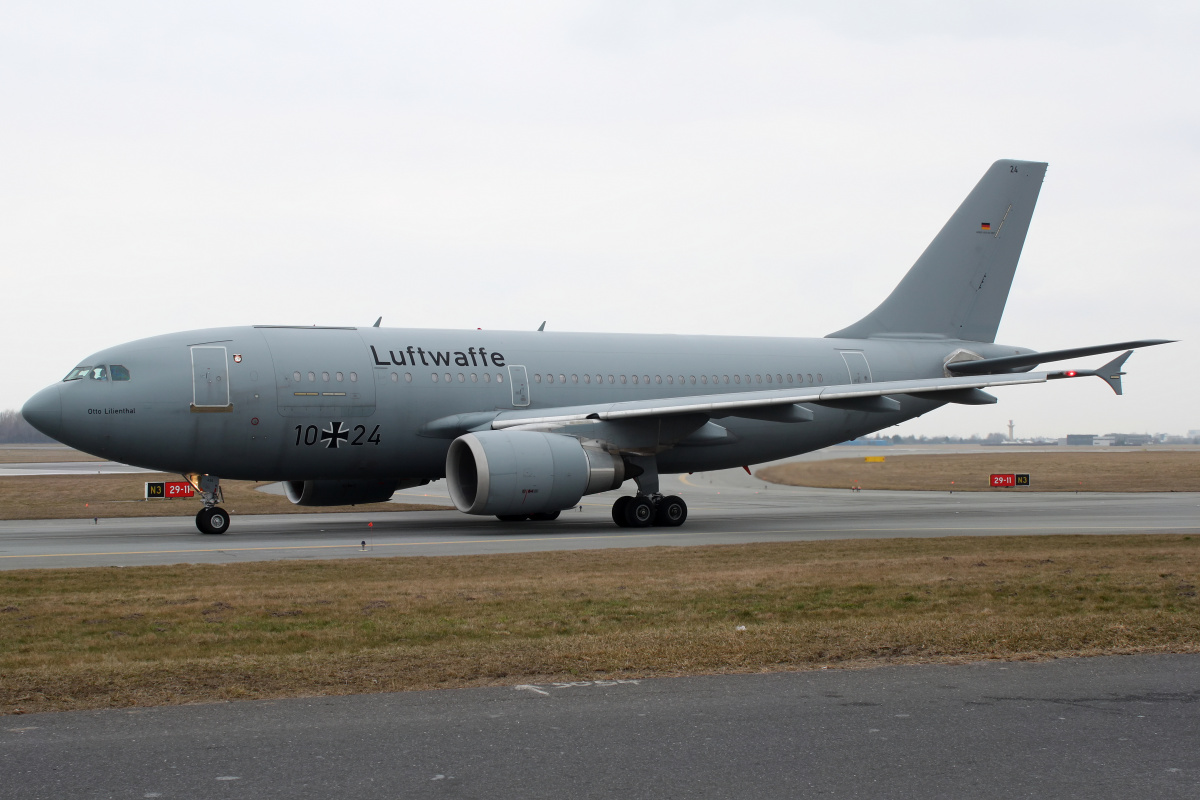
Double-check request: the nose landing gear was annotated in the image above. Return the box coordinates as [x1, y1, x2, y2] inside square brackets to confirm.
[612, 494, 688, 528]
[190, 474, 230, 534]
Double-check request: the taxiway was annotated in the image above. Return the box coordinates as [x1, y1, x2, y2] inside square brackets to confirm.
[2, 461, 1197, 569]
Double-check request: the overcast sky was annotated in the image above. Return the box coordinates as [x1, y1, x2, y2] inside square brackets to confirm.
[3, 2, 1197, 438]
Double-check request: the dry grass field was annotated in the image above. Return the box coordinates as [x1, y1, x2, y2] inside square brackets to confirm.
[759, 451, 1200, 492]
[0, 446, 104, 464]
[2, 535, 1197, 714]
[0, 473, 451, 520]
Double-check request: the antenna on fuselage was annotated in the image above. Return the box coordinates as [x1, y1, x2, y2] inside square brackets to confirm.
[537, 321, 546, 331]
[373, 317, 382, 328]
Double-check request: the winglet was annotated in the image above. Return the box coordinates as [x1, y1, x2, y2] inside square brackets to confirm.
[1049, 350, 1133, 395]
[1092, 350, 1133, 395]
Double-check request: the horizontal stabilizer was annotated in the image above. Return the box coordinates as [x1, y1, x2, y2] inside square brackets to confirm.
[947, 339, 1173, 376]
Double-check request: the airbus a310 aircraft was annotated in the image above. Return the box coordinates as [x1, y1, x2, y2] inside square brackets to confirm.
[23, 160, 1171, 534]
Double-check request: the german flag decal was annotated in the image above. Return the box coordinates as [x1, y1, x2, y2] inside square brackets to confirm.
[980, 222, 991, 231]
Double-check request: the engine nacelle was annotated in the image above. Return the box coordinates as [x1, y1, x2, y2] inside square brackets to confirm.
[283, 479, 402, 506]
[446, 431, 624, 516]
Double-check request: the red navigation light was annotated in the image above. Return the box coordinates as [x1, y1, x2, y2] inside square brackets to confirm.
[1065, 370, 1077, 377]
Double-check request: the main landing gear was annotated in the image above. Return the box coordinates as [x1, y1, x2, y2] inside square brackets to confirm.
[611, 494, 688, 528]
[191, 474, 230, 535]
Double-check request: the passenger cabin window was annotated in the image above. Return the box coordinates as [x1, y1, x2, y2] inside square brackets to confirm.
[63, 366, 92, 382]
[110, 365, 131, 381]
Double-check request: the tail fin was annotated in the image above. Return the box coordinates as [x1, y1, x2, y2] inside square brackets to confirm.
[828, 159, 1048, 343]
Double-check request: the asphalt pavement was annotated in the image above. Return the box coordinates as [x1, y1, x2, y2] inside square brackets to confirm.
[3, 653, 1198, 799]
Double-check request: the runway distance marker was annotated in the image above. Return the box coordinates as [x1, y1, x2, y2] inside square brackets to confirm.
[144, 481, 195, 499]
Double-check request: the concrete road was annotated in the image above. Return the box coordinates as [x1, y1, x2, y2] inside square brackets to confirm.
[2, 462, 1198, 569]
[3, 653, 1197, 799]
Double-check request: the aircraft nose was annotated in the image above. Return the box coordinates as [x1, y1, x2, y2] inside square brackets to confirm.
[22, 384, 63, 442]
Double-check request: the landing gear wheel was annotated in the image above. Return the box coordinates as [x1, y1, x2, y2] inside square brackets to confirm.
[655, 495, 688, 527]
[528, 510, 560, 522]
[196, 507, 230, 535]
[612, 496, 632, 527]
[496, 514, 528, 522]
[624, 496, 655, 528]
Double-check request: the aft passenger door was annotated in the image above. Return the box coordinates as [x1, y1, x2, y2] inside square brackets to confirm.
[840, 351, 873, 385]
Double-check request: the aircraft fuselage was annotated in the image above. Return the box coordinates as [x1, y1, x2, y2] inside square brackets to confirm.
[32, 325, 1024, 481]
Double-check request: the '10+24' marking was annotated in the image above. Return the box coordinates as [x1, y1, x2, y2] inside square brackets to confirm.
[294, 422, 381, 449]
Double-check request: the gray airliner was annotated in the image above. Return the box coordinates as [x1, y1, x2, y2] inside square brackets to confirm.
[22, 160, 1171, 534]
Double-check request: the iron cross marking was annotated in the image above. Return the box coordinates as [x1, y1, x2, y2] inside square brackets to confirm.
[321, 421, 349, 449]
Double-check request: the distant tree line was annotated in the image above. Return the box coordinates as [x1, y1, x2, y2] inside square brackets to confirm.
[887, 433, 1009, 445]
[0, 410, 54, 443]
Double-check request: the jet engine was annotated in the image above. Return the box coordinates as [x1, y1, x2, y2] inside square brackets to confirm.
[446, 431, 624, 516]
[283, 479, 402, 506]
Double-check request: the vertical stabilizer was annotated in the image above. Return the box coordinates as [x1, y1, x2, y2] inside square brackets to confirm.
[828, 159, 1047, 343]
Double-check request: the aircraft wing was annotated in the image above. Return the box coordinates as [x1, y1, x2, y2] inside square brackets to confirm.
[485, 351, 1136, 431]
[412, 351, 1136, 444]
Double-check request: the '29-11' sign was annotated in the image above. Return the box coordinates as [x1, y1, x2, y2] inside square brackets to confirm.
[145, 481, 196, 499]
[990, 474, 1031, 487]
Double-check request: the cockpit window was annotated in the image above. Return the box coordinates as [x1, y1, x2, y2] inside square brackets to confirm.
[110, 365, 131, 381]
[63, 366, 92, 382]
[88, 366, 108, 381]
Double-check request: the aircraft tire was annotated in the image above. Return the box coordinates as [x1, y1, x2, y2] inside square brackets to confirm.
[496, 514, 528, 522]
[624, 496, 655, 528]
[655, 496, 687, 527]
[196, 507, 230, 535]
[612, 496, 632, 527]
[529, 510, 560, 521]
[207, 507, 230, 534]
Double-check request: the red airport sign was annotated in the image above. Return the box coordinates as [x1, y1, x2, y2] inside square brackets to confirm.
[145, 481, 196, 499]
[990, 473, 1031, 488]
